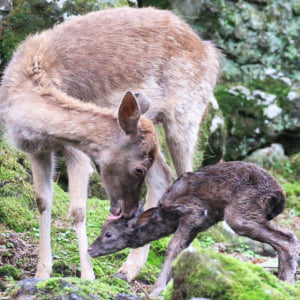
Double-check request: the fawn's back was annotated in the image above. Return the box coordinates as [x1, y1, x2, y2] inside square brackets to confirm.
[161, 161, 285, 222]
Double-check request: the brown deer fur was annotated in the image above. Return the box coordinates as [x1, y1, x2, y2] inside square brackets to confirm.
[89, 161, 298, 296]
[0, 7, 220, 280]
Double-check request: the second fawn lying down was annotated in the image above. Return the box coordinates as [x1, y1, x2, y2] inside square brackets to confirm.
[88, 161, 298, 296]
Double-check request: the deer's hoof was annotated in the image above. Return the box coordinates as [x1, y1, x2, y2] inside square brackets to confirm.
[114, 272, 129, 282]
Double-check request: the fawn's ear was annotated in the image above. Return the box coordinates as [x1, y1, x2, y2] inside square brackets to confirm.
[136, 208, 157, 226]
[118, 90, 141, 136]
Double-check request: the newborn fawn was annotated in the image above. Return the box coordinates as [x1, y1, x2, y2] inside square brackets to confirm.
[88, 161, 298, 296]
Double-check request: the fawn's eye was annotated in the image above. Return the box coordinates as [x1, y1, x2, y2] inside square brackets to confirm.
[105, 232, 112, 238]
[135, 167, 145, 177]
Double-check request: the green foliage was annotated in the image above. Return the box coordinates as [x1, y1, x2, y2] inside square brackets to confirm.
[187, 0, 300, 82]
[289, 153, 300, 181]
[0, 265, 22, 280]
[140, 0, 171, 9]
[0, 0, 131, 74]
[165, 248, 300, 300]
[283, 182, 300, 212]
[0, 0, 63, 72]
[62, 0, 129, 17]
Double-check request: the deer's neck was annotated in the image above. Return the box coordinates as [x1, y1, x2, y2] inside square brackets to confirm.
[128, 208, 179, 249]
[36, 88, 121, 158]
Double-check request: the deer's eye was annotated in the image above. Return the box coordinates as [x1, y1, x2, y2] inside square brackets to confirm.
[105, 232, 112, 238]
[135, 167, 145, 177]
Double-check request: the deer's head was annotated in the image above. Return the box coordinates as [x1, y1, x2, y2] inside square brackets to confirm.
[95, 91, 158, 220]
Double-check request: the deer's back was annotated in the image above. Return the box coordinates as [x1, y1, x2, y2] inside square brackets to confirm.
[2, 7, 219, 109]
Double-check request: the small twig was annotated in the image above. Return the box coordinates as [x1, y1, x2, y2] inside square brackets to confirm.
[55, 171, 61, 184]
[135, 281, 152, 300]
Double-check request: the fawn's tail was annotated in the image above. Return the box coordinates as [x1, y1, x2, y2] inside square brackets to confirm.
[266, 190, 286, 221]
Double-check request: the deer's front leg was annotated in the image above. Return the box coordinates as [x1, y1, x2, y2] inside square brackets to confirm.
[29, 152, 54, 279]
[64, 146, 95, 280]
[150, 222, 196, 297]
[117, 152, 173, 282]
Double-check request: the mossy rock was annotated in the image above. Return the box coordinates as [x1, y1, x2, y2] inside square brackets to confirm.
[163, 248, 300, 300]
[210, 78, 300, 161]
[245, 144, 288, 170]
[8, 277, 132, 300]
[197, 222, 237, 247]
[171, 0, 300, 83]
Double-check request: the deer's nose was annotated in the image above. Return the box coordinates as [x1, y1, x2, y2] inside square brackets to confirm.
[110, 200, 122, 216]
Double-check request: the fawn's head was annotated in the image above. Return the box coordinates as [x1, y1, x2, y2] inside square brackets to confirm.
[88, 202, 146, 257]
[95, 91, 158, 220]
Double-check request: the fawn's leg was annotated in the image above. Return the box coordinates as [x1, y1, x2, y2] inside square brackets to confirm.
[29, 152, 54, 278]
[118, 151, 173, 282]
[150, 206, 212, 297]
[225, 209, 298, 284]
[64, 146, 95, 280]
[150, 222, 199, 297]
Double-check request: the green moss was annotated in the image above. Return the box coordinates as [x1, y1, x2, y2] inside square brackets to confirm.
[289, 153, 300, 181]
[0, 196, 38, 232]
[0, 279, 6, 292]
[0, 136, 34, 199]
[141, 0, 171, 9]
[283, 182, 300, 212]
[0, 136, 37, 232]
[167, 248, 300, 300]
[0, 265, 22, 280]
[8, 277, 131, 300]
[186, 0, 299, 83]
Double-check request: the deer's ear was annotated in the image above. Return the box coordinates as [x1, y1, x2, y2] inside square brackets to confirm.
[136, 208, 157, 226]
[134, 92, 150, 114]
[136, 201, 145, 218]
[118, 90, 141, 136]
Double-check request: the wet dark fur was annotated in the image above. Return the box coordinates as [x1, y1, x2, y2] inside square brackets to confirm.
[89, 161, 298, 295]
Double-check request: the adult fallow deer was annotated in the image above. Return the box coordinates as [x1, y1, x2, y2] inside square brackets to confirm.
[0, 7, 220, 280]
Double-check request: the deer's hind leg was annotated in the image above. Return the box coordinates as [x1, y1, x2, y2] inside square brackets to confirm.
[63, 146, 95, 280]
[225, 207, 298, 284]
[29, 152, 54, 278]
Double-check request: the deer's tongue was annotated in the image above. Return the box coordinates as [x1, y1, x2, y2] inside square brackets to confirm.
[107, 213, 123, 221]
